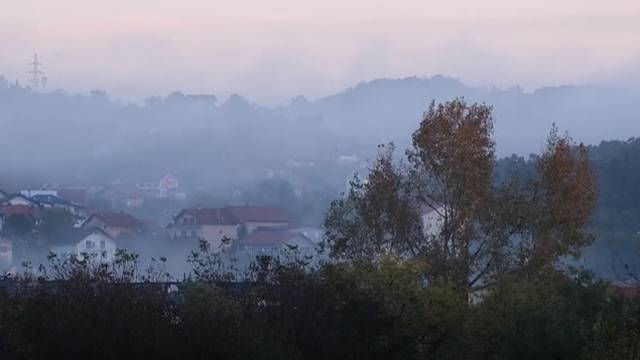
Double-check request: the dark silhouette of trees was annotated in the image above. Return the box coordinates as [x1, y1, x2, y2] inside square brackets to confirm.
[2, 214, 34, 239]
[1, 249, 638, 360]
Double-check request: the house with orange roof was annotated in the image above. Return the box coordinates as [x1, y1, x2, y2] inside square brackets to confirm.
[168, 206, 292, 252]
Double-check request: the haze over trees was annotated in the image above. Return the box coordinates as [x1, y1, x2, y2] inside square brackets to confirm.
[1, 75, 640, 276]
[0, 99, 638, 359]
[0, 75, 637, 190]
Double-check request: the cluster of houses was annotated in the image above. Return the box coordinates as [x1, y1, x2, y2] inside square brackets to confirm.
[0, 177, 445, 271]
[49, 212, 161, 263]
[98, 173, 186, 208]
[168, 206, 323, 258]
[0, 189, 145, 265]
[0, 188, 89, 267]
[0, 185, 325, 269]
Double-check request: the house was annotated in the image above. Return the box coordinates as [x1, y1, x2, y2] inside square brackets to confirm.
[31, 194, 87, 220]
[0, 239, 13, 267]
[169, 208, 239, 251]
[50, 228, 117, 262]
[233, 229, 316, 259]
[81, 212, 144, 238]
[225, 206, 291, 234]
[20, 189, 58, 199]
[136, 173, 185, 199]
[254, 225, 324, 244]
[287, 226, 324, 244]
[137, 173, 179, 193]
[99, 183, 144, 208]
[168, 206, 292, 252]
[0, 194, 38, 207]
[421, 204, 444, 237]
[0, 205, 40, 232]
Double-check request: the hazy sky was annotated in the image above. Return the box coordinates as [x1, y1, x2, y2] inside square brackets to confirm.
[1, 0, 639, 104]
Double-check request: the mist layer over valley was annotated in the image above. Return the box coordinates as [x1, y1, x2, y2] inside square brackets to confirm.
[1, 74, 639, 279]
[1, 75, 637, 189]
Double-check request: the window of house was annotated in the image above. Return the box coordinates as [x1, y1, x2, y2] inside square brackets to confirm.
[100, 240, 106, 250]
[86, 240, 94, 250]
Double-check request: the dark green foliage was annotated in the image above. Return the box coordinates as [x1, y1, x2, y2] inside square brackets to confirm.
[1, 251, 640, 359]
[38, 210, 74, 237]
[1, 214, 34, 238]
[466, 273, 619, 360]
[250, 257, 465, 360]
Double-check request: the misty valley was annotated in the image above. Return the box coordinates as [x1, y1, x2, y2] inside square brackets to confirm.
[1, 73, 640, 359]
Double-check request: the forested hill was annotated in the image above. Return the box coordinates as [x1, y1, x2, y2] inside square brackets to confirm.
[296, 76, 638, 155]
[0, 75, 637, 188]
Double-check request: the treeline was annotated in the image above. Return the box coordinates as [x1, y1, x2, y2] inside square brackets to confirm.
[0, 251, 638, 359]
[1, 75, 638, 190]
[0, 77, 349, 191]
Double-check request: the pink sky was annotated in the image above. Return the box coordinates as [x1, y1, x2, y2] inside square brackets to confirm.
[1, 0, 639, 104]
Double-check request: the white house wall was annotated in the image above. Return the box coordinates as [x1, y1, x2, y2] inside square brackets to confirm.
[76, 232, 117, 262]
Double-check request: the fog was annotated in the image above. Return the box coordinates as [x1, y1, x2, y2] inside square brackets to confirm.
[1, 75, 637, 189]
[2, 2, 640, 357]
[2, 75, 638, 276]
[2, 0, 638, 104]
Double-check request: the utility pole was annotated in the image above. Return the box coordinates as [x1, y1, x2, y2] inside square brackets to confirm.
[27, 53, 46, 92]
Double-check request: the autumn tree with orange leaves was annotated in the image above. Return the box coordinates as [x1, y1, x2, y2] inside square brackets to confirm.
[325, 99, 597, 297]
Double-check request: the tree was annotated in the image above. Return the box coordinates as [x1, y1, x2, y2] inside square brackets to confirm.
[2, 214, 34, 238]
[325, 144, 424, 261]
[325, 99, 597, 297]
[465, 271, 628, 360]
[38, 209, 74, 238]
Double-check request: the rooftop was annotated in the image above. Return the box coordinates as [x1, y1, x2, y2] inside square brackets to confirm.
[87, 212, 143, 228]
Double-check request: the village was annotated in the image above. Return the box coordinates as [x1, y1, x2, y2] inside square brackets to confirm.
[0, 171, 448, 275]
[0, 173, 330, 274]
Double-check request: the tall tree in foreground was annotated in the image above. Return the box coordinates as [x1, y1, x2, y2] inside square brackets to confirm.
[325, 99, 597, 297]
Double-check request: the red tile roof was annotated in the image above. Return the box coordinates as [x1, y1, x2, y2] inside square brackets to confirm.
[225, 206, 290, 223]
[91, 212, 143, 228]
[174, 206, 290, 226]
[0, 205, 37, 217]
[177, 208, 237, 225]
